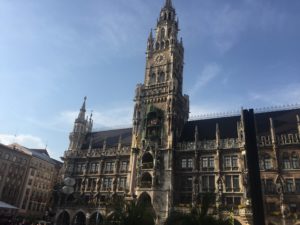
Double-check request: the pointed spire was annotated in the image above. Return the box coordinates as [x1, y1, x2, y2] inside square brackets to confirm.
[148, 29, 153, 41]
[118, 135, 122, 150]
[216, 123, 220, 147]
[77, 96, 87, 121]
[165, 0, 173, 8]
[269, 117, 276, 145]
[81, 96, 87, 110]
[194, 125, 198, 143]
[297, 114, 300, 135]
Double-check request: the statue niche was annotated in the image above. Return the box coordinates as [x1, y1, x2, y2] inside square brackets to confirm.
[144, 106, 163, 142]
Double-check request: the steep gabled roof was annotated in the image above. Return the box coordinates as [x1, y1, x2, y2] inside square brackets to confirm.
[180, 108, 300, 142]
[82, 128, 132, 150]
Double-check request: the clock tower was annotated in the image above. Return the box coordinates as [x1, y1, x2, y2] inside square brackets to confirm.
[127, 0, 189, 223]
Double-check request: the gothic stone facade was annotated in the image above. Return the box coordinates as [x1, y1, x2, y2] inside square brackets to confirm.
[57, 1, 300, 225]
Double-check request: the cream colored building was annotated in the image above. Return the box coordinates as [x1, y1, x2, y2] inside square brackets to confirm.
[0, 143, 62, 220]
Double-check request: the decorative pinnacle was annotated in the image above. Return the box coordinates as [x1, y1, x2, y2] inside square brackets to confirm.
[165, 0, 172, 8]
[81, 96, 87, 110]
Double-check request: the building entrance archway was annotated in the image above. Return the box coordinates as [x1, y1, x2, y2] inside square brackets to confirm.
[73, 211, 86, 225]
[56, 211, 70, 225]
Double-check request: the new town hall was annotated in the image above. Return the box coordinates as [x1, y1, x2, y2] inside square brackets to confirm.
[57, 1, 300, 225]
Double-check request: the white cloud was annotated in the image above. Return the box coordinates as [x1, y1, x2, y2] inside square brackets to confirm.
[189, 63, 221, 97]
[0, 134, 46, 149]
[248, 83, 300, 106]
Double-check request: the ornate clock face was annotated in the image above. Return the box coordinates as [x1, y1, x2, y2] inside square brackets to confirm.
[155, 54, 165, 64]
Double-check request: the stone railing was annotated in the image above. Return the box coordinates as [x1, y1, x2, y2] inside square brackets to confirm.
[63, 146, 131, 159]
[258, 133, 300, 147]
[177, 138, 240, 151]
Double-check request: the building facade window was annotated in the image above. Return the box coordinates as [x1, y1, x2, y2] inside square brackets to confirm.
[202, 175, 215, 192]
[295, 179, 300, 194]
[282, 153, 291, 169]
[223, 155, 238, 170]
[181, 158, 193, 169]
[119, 177, 127, 190]
[225, 175, 240, 192]
[291, 153, 300, 169]
[120, 161, 128, 172]
[104, 162, 115, 174]
[201, 157, 214, 171]
[285, 179, 294, 193]
[263, 179, 275, 194]
[103, 178, 112, 191]
[90, 163, 99, 174]
[181, 176, 192, 191]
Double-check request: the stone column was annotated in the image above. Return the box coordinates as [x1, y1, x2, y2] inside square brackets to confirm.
[129, 148, 139, 196]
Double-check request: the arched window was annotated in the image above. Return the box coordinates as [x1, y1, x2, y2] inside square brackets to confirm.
[57, 211, 70, 225]
[161, 28, 165, 39]
[141, 172, 152, 188]
[282, 152, 291, 169]
[161, 41, 165, 49]
[168, 28, 172, 38]
[155, 42, 159, 50]
[149, 73, 156, 85]
[164, 13, 167, 20]
[142, 153, 154, 169]
[291, 152, 300, 169]
[165, 40, 169, 48]
[168, 12, 172, 20]
[73, 211, 86, 225]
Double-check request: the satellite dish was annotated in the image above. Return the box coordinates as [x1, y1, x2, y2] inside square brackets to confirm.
[64, 177, 76, 186]
[62, 186, 74, 195]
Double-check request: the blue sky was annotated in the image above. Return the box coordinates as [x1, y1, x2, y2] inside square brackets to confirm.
[0, 0, 300, 160]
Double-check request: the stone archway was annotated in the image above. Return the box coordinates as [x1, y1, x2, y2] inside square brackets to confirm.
[73, 211, 86, 225]
[137, 192, 156, 224]
[56, 211, 70, 225]
[141, 172, 152, 188]
[142, 152, 154, 169]
[88, 211, 103, 225]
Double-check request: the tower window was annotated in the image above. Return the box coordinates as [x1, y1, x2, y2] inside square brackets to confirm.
[149, 73, 156, 85]
[156, 42, 160, 50]
[168, 28, 172, 37]
[161, 28, 165, 39]
[158, 72, 165, 83]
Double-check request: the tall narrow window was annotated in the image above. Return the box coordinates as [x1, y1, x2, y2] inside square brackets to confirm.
[282, 153, 291, 169]
[149, 73, 156, 85]
[161, 28, 165, 39]
[285, 179, 293, 193]
[295, 179, 300, 193]
[291, 153, 299, 169]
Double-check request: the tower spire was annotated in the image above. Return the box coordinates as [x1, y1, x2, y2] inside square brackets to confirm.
[165, 0, 173, 8]
[77, 96, 87, 121]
